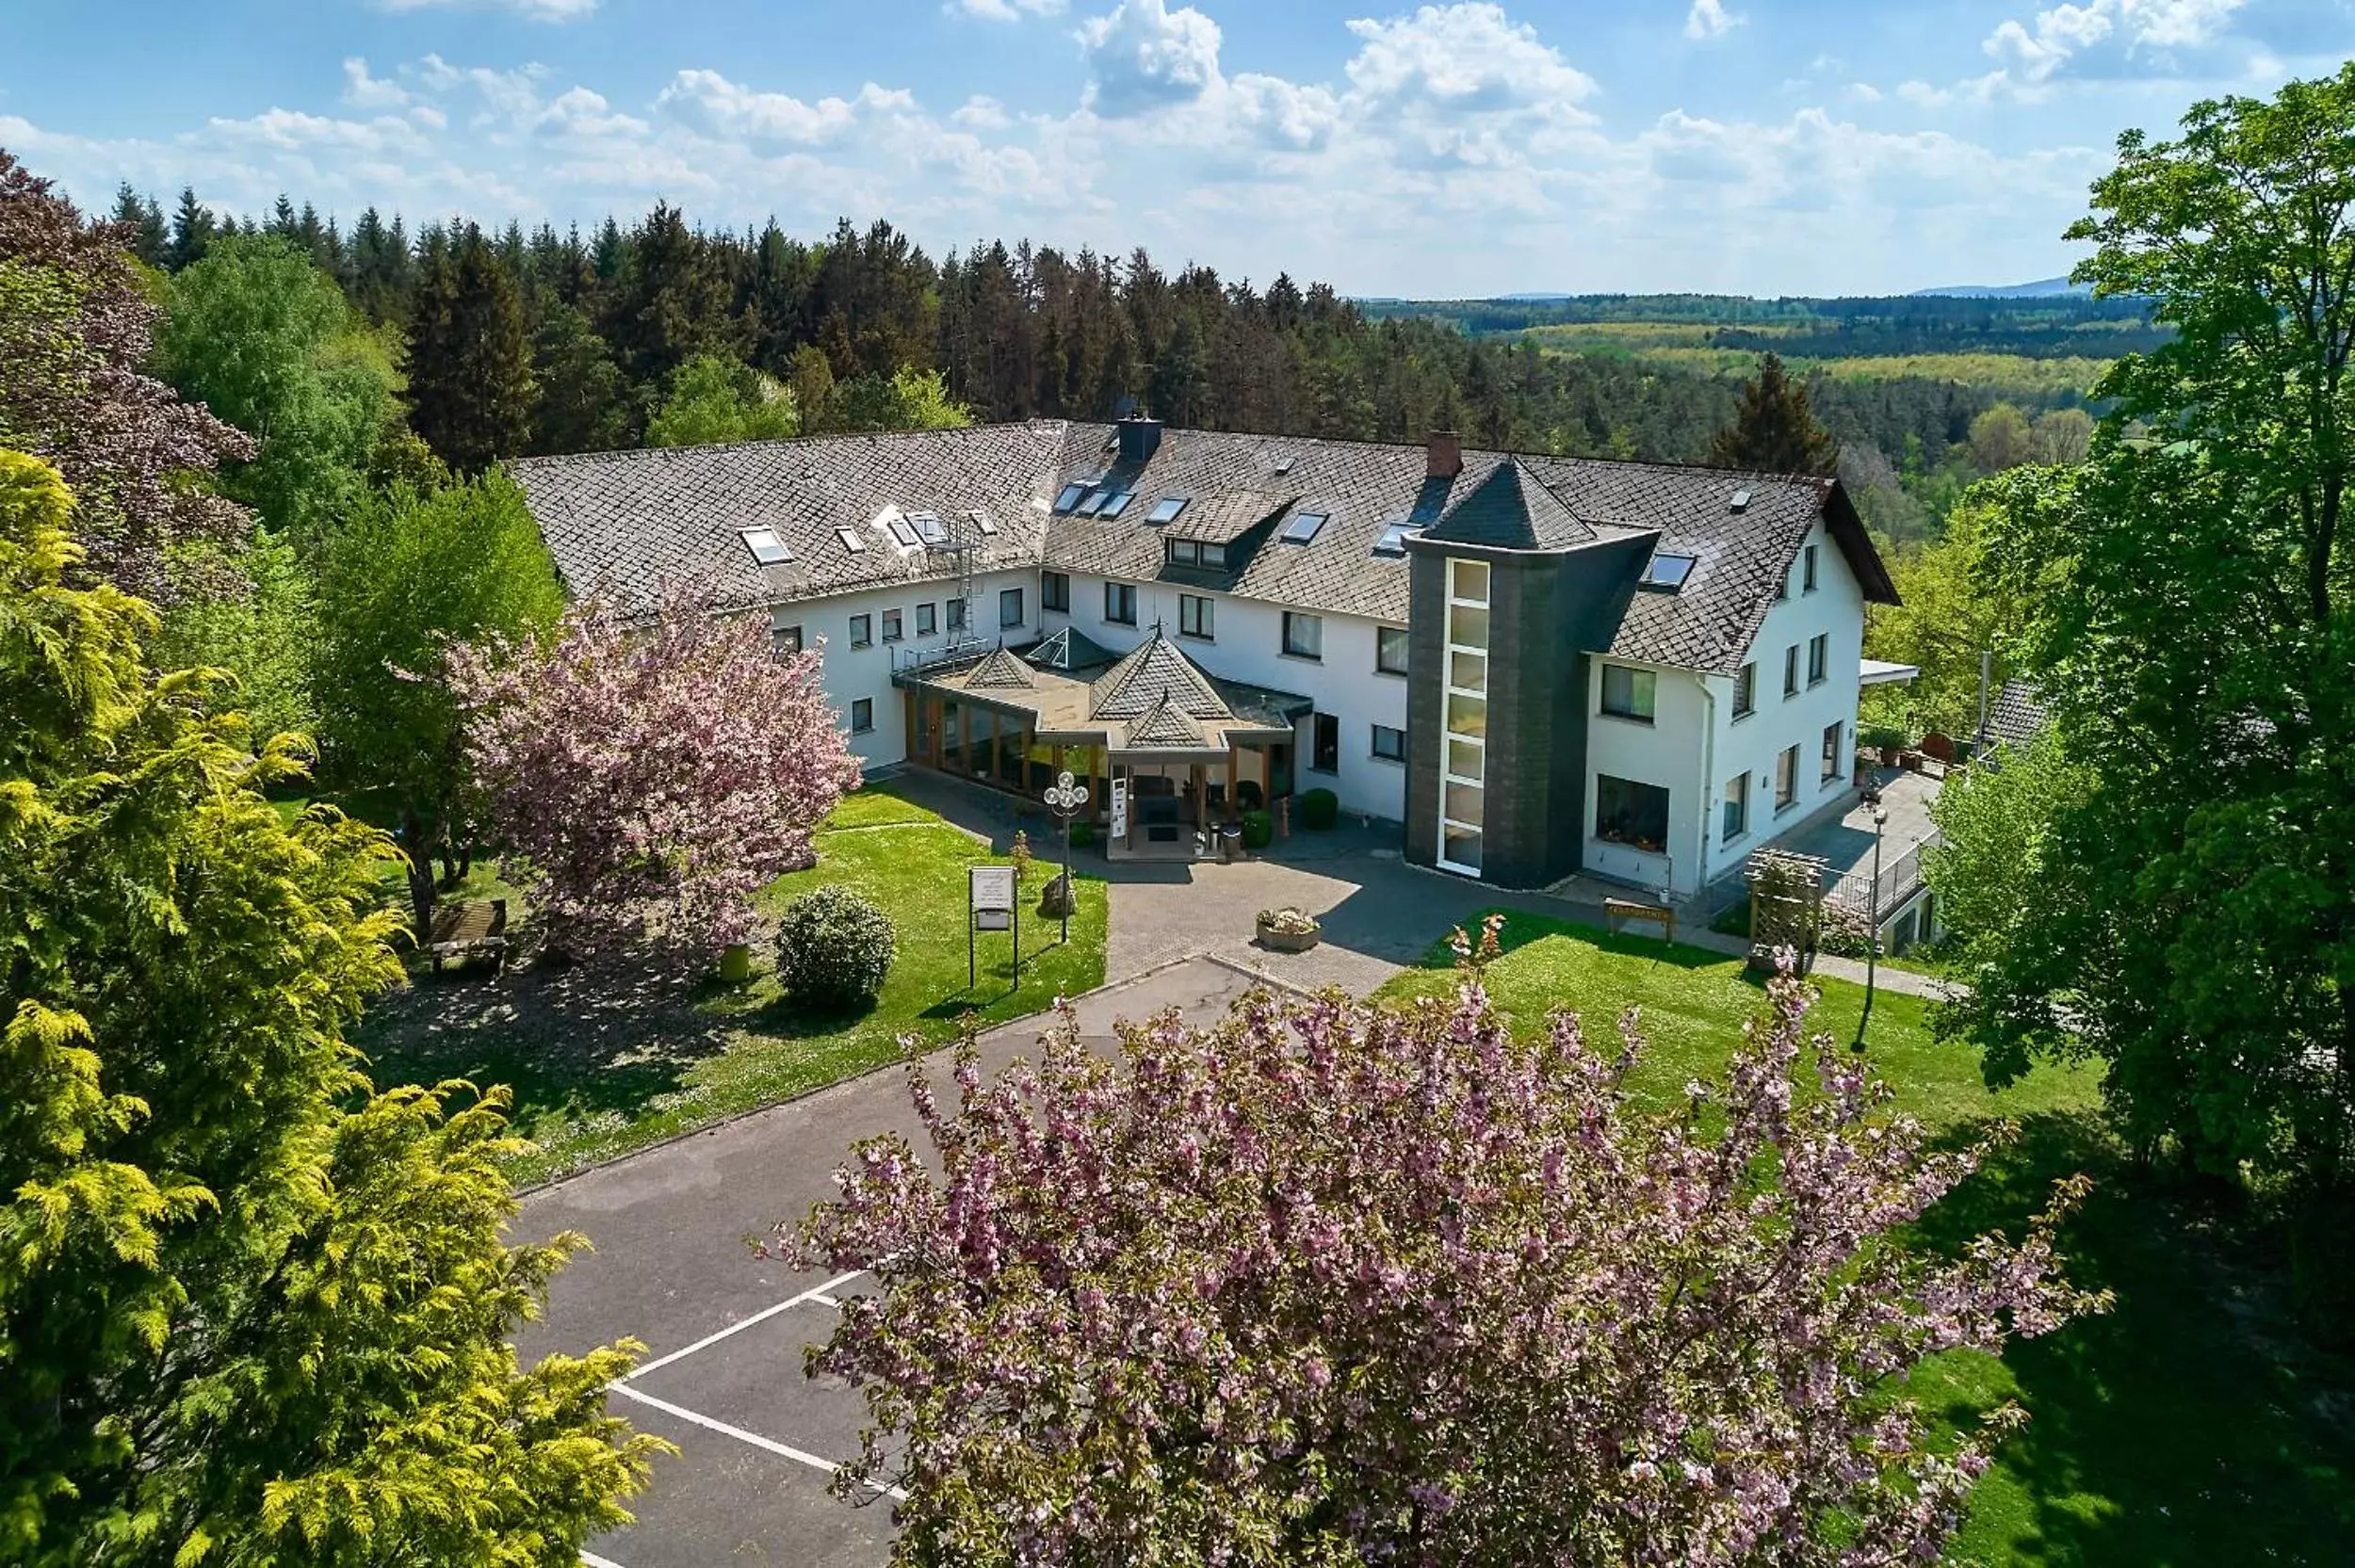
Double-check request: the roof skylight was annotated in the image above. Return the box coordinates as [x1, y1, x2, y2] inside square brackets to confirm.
[886, 515, 921, 549]
[966, 508, 999, 536]
[1146, 495, 1188, 525]
[1078, 488, 1112, 516]
[1053, 483, 1087, 512]
[1281, 510, 1328, 544]
[837, 527, 868, 554]
[741, 527, 791, 566]
[909, 510, 949, 545]
[1641, 551, 1698, 590]
[1371, 517, 1419, 558]
[1100, 490, 1134, 519]
[1730, 489, 1752, 513]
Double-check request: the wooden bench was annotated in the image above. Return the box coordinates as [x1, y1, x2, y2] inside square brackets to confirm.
[1602, 897, 1675, 944]
[425, 897, 509, 975]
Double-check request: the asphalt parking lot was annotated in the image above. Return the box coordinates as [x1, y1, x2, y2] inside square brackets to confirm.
[517, 954, 1270, 1568]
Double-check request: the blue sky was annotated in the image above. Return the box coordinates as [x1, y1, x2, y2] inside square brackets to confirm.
[4, 0, 2346, 296]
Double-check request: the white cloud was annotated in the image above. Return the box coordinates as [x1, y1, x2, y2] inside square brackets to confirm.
[952, 94, 1014, 130]
[378, 0, 599, 19]
[945, 0, 1065, 18]
[1685, 0, 1744, 41]
[341, 57, 410, 111]
[1078, 0, 1225, 116]
[655, 71, 915, 146]
[1907, 0, 2250, 103]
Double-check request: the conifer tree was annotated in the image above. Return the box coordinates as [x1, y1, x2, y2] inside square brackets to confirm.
[108, 183, 166, 267]
[163, 185, 213, 271]
[1708, 351, 1839, 475]
[0, 448, 665, 1565]
[407, 223, 538, 473]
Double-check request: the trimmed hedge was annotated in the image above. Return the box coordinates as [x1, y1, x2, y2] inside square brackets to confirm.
[775, 885, 896, 1010]
[1299, 787, 1340, 831]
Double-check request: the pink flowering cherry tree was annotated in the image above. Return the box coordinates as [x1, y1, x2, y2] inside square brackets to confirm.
[450, 584, 861, 959]
[786, 926, 2105, 1565]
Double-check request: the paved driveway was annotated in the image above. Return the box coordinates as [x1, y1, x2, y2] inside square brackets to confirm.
[519, 956, 1266, 1568]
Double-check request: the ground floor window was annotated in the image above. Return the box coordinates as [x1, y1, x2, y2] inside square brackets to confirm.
[1106, 581, 1137, 624]
[1821, 720, 1843, 782]
[948, 598, 966, 632]
[851, 697, 873, 734]
[1723, 771, 1749, 842]
[1776, 745, 1799, 810]
[1179, 593, 1214, 639]
[1283, 611, 1324, 660]
[1309, 712, 1339, 773]
[999, 587, 1025, 628]
[1595, 774, 1670, 853]
[1372, 723, 1406, 763]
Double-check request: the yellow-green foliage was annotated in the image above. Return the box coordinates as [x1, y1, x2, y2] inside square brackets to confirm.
[1530, 339, 2114, 399]
[0, 447, 665, 1565]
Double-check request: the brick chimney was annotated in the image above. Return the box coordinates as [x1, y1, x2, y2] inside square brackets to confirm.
[1426, 429, 1463, 478]
[1118, 413, 1163, 467]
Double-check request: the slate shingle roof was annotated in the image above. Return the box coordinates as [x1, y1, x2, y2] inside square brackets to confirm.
[1089, 634, 1233, 719]
[1984, 679, 2050, 748]
[512, 419, 1895, 680]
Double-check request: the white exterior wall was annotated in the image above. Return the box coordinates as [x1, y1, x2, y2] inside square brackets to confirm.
[1047, 572, 1412, 823]
[1584, 523, 1869, 899]
[772, 568, 1043, 771]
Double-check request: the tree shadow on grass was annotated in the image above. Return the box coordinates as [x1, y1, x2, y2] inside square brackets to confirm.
[352, 947, 742, 1141]
[1909, 1111, 2355, 1567]
[1403, 907, 1733, 974]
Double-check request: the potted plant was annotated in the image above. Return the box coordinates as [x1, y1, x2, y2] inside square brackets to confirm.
[1255, 906, 1322, 953]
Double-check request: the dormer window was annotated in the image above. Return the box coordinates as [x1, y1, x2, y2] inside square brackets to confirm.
[1202, 542, 1227, 569]
[741, 527, 790, 566]
[1168, 539, 1199, 567]
[1640, 552, 1697, 590]
[1146, 495, 1188, 525]
[1281, 510, 1328, 544]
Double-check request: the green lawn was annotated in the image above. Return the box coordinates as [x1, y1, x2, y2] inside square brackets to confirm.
[354, 782, 1107, 1185]
[1374, 913, 2354, 1567]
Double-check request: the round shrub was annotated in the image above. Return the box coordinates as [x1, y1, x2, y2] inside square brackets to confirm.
[1069, 820, 1096, 849]
[1240, 809, 1275, 849]
[775, 885, 896, 1010]
[1299, 787, 1340, 831]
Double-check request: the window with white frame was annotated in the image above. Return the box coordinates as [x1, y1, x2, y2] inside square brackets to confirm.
[1282, 611, 1324, 660]
[1105, 581, 1137, 625]
[1438, 558, 1490, 877]
[1178, 593, 1214, 639]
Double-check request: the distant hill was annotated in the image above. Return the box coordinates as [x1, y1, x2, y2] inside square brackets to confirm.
[1910, 278, 2090, 299]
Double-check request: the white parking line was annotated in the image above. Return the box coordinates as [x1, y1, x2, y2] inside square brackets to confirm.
[609, 1382, 908, 1502]
[625, 1269, 867, 1382]
[580, 1551, 629, 1568]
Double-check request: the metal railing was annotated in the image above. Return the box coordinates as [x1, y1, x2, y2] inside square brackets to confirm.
[1825, 838, 1933, 921]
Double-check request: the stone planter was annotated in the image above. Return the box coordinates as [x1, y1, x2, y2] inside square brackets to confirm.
[1257, 918, 1322, 953]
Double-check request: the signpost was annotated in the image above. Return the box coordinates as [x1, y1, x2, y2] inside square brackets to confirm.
[1043, 768, 1093, 946]
[1109, 774, 1129, 842]
[968, 865, 1017, 989]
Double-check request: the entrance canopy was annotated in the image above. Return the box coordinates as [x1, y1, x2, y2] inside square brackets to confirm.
[896, 633, 1303, 762]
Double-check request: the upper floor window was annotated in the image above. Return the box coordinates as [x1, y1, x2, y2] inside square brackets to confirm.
[770, 612, 803, 655]
[1105, 581, 1138, 625]
[1601, 663, 1656, 723]
[947, 598, 966, 632]
[848, 613, 872, 648]
[1783, 644, 1800, 697]
[1808, 633, 1828, 686]
[1732, 661, 1757, 719]
[1803, 544, 1820, 593]
[1282, 611, 1324, 660]
[1178, 593, 1214, 640]
[999, 588, 1025, 628]
[1043, 571, 1070, 613]
[882, 608, 903, 642]
[1376, 625, 1410, 675]
[916, 602, 937, 637]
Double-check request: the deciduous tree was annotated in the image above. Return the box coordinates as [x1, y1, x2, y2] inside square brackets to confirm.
[788, 926, 2102, 1565]
[645, 353, 798, 447]
[0, 448, 663, 1566]
[0, 151, 249, 596]
[450, 587, 861, 959]
[1959, 66, 2355, 1191]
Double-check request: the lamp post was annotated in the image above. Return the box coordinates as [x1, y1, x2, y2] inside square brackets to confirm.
[1043, 768, 1091, 946]
[1852, 790, 1889, 1053]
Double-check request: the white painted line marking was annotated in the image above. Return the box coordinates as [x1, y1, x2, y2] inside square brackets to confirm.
[809, 1293, 842, 1308]
[625, 1269, 867, 1382]
[580, 1552, 629, 1568]
[610, 1383, 907, 1502]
